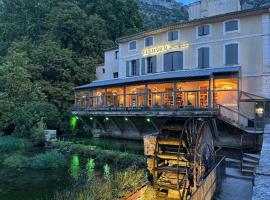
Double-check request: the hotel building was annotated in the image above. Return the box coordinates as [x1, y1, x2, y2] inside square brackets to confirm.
[73, 0, 270, 140]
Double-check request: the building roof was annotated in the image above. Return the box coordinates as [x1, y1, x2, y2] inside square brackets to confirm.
[117, 6, 270, 43]
[75, 66, 240, 90]
[104, 46, 118, 52]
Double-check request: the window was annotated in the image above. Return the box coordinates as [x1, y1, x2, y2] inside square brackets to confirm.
[198, 25, 210, 37]
[102, 68, 105, 74]
[145, 37, 154, 47]
[129, 41, 137, 51]
[225, 43, 239, 65]
[127, 59, 140, 76]
[164, 51, 183, 71]
[115, 51, 118, 59]
[224, 20, 239, 33]
[198, 47, 210, 69]
[168, 30, 179, 41]
[113, 72, 118, 78]
[146, 56, 156, 73]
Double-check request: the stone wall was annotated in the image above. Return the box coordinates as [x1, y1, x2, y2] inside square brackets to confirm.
[252, 124, 270, 200]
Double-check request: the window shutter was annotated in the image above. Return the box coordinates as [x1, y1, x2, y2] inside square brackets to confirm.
[198, 26, 203, 36]
[198, 48, 203, 68]
[173, 31, 178, 40]
[232, 44, 238, 65]
[164, 53, 171, 72]
[204, 48, 210, 68]
[136, 59, 140, 76]
[226, 44, 238, 65]
[173, 52, 178, 70]
[126, 61, 130, 77]
[204, 25, 210, 35]
[152, 56, 157, 73]
[141, 58, 145, 75]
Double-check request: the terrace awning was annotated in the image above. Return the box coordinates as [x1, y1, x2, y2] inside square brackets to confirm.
[75, 66, 240, 90]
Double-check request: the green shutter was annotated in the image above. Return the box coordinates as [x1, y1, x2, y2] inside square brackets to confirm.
[126, 61, 130, 77]
[152, 56, 157, 73]
[141, 58, 145, 75]
[136, 59, 140, 76]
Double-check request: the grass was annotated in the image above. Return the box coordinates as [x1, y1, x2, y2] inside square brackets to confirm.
[3, 150, 67, 169]
[28, 150, 67, 169]
[53, 141, 146, 169]
[52, 168, 147, 200]
[0, 136, 32, 152]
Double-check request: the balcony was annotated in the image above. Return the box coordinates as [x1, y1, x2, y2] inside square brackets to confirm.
[72, 89, 237, 117]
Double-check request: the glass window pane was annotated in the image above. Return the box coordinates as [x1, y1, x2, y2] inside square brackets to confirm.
[225, 20, 238, 32]
[129, 41, 137, 50]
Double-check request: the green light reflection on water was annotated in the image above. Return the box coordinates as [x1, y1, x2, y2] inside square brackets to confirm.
[86, 159, 95, 180]
[70, 155, 81, 181]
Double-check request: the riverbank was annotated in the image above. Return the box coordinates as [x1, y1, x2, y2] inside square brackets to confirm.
[0, 136, 147, 200]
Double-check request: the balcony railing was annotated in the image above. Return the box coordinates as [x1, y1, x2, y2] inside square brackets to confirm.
[74, 90, 224, 112]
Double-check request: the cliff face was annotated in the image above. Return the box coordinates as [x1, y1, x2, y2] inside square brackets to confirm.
[137, 0, 183, 9]
[136, 0, 189, 29]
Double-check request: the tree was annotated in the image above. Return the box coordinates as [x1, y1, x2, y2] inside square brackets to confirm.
[13, 102, 60, 137]
[0, 50, 39, 131]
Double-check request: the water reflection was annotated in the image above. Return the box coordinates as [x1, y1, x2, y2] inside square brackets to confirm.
[70, 155, 81, 181]
[86, 159, 95, 180]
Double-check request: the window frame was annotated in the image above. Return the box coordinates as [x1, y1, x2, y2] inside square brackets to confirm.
[223, 42, 240, 66]
[223, 19, 240, 35]
[196, 45, 211, 69]
[128, 40, 138, 52]
[163, 51, 184, 72]
[144, 36, 154, 47]
[196, 24, 212, 38]
[167, 30, 180, 42]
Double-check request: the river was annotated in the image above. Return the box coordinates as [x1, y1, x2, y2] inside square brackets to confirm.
[0, 137, 144, 200]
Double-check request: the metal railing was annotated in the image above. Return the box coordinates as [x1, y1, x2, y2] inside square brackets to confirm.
[216, 104, 265, 130]
[74, 90, 214, 112]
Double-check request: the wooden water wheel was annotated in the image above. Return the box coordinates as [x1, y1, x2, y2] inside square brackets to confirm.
[151, 117, 215, 200]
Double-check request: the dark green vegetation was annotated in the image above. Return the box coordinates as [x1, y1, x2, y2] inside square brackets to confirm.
[0, 136, 32, 152]
[53, 140, 146, 169]
[136, 0, 188, 29]
[52, 168, 146, 200]
[0, 136, 146, 200]
[0, 0, 143, 136]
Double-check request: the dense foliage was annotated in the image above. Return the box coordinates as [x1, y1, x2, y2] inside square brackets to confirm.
[0, 136, 32, 152]
[3, 150, 67, 169]
[0, 0, 143, 135]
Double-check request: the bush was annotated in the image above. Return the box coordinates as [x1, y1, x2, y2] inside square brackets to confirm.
[3, 153, 28, 168]
[0, 136, 32, 152]
[28, 150, 67, 169]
